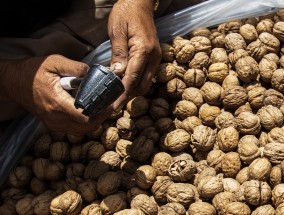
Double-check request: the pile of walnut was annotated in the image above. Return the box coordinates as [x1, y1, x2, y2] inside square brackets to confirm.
[2, 10, 284, 215]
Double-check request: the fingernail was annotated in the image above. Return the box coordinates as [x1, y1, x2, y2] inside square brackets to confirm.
[113, 62, 122, 70]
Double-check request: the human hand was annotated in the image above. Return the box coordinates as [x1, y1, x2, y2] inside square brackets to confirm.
[108, 0, 162, 109]
[0, 55, 113, 135]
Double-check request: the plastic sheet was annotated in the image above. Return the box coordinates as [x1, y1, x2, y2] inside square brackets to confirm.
[83, 0, 284, 66]
[1, 0, 283, 187]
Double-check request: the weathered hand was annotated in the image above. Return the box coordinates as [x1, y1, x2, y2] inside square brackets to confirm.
[0, 55, 112, 135]
[108, 0, 162, 109]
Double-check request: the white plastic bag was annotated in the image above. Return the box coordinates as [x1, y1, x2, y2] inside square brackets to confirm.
[83, 0, 284, 66]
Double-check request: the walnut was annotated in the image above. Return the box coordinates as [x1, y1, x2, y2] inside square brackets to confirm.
[221, 152, 241, 178]
[188, 202, 216, 215]
[259, 53, 279, 83]
[155, 118, 175, 134]
[199, 104, 221, 126]
[116, 117, 137, 140]
[50, 190, 82, 215]
[97, 171, 121, 196]
[189, 36, 211, 54]
[239, 24, 258, 43]
[236, 111, 261, 135]
[270, 165, 282, 188]
[248, 158, 272, 181]
[273, 21, 284, 42]
[100, 193, 127, 215]
[256, 19, 274, 34]
[88, 125, 104, 140]
[194, 167, 216, 186]
[268, 127, 284, 144]
[280, 55, 284, 68]
[247, 87, 266, 109]
[151, 152, 173, 176]
[263, 142, 284, 164]
[32, 158, 49, 180]
[263, 89, 284, 108]
[198, 174, 224, 199]
[149, 98, 170, 120]
[208, 62, 229, 84]
[30, 178, 47, 195]
[127, 187, 149, 203]
[215, 111, 236, 130]
[100, 151, 121, 170]
[223, 178, 241, 196]
[183, 69, 206, 88]
[259, 32, 280, 53]
[200, 82, 223, 106]
[242, 180, 271, 206]
[277, 9, 284, 20]
[84, 160, 109, 180]
[67, 134, 84, 144]
[247, 40, 268, 62]
[164, 129, 191, 152]
[271, 69, 284, 93]
[167, 183, 198, 208]
[252, 204, 275, 215]
[16, 195, 34, 215]
[223, 20, 243, 33]
[34, 133, 52, 158]
[156, 63, 176, 83]
[276, 203, 284, 215]
[225, 202, 251, 215]
[173, 100, 198, 120]
[151, 176, 173, 204]
[129, 136, 154, 162]
[45, 162, 65, 181]
[114, 209, 144, 215]
[157, 202, 186, 215]
[182, 87, 204, 108]
[222, 86, 248, 109]
[80, 203, 102, 215]
[168, 159, 196, 182]
[228, 49, 249, 68]
[272, 184, 284, 207]
[83, 141, 106, 161]
[50, 141, 69, 163]
[234, 102, 252, 116]
[235, 56, 259, 83]
[242, 17, 259, 26]
[210, 48, 228, 64]
[236, 167, 250, 185]
[206, 150, 225, 173]
[77, 180, 98, 202]
[135, 165, 156, 190]
[238, 135, 261, 164]
[18, 155, 34, 168]
[121, 158, 140, 177]
[189, 52, 210, 70]
[222, 70, 240, 90]
[8, 166, 32, 188]
[134, 116, 154, 132]
[126, 96, 149, 117]
[100, 127, 120, 150]
[257, 105, 284, 130]
[1, 187, 27, 202]
[225, 33, 246, 53]
[210, 32, 225, 48]
[216, 126, 239, 152]
[191, 125, 217, 151]
[115, 139, 132, 158]
[65, 176, 83, 191]
[160, 43, 175, 62]
[174, 40, 195, 63]
[166, 78, 186, 99]
[212, 191, 237, 215]
[190, 27, 211, 38]
[131, 194, 158, 215]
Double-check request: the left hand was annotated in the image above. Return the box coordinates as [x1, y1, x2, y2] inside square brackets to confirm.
[108, 0, 162, 109]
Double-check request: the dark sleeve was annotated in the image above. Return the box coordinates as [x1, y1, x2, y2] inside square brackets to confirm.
[0, 0, 72, 38]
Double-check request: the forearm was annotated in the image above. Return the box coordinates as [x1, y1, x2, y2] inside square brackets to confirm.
[0, 60, 16, 101]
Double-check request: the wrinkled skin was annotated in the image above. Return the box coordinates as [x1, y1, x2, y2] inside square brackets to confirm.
[108, 0, 162, 109]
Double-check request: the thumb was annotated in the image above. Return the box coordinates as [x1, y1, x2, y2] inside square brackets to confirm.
[109, 36, 128, 75]
[46, 54, 89, 77]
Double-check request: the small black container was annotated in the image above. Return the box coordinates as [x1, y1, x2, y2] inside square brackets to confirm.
[75, 64, 124, 116]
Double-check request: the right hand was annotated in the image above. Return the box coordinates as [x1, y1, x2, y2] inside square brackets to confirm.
[0, 55, 113, 135]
